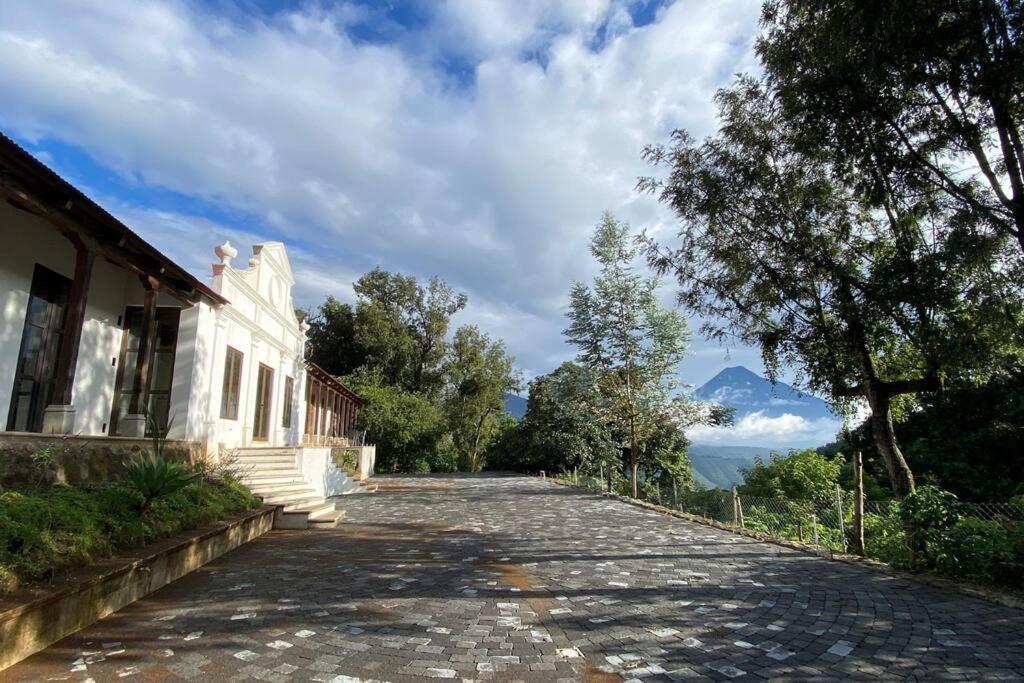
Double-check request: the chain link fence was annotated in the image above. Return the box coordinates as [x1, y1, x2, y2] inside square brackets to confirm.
[554, 469, 1024, 576]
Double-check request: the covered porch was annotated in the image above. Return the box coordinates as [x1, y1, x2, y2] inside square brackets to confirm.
[302, 361, 363, 447]
[0, 133, 226, 439]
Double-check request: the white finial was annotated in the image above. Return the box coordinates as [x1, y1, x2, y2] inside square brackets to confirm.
[215, 240, 238, 266]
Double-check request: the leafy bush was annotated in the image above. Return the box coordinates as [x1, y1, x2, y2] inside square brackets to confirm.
[0, 479, 258, 593]
[864, 503, 912, 566]
[900, 485, 962, 563]
[124, 454, 198, 512]
[740, 449, 843, 503]
[933, 518, 1012, 585]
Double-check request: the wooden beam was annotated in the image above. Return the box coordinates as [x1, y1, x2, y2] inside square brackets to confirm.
[51, 236, 95, 405]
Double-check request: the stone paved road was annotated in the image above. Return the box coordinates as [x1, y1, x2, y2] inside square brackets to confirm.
[8, 475, 1024, 681]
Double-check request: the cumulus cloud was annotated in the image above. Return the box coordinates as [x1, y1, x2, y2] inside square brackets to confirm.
[688, 411, 843, 449]
[0, 0, 763, 381]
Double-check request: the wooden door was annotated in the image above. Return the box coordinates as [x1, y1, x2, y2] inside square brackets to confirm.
[109, 307, 180, 436]
[252, 363, 274, 441]
[7, 265, 71, 432]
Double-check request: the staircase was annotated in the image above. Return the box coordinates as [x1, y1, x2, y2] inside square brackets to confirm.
[234, 447, 345, 529]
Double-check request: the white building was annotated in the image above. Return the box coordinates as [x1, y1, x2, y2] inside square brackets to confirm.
[0, 133, 371, 525]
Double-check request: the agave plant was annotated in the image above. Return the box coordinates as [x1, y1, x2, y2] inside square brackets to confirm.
[124, 453, 198, 513]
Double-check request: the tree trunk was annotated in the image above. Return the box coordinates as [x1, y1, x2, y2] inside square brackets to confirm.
[865, 387, 915, 498]
[629, 420, 639, 499]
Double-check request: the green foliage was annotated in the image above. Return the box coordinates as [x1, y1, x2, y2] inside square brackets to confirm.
[0, 479, 258, 593]
[486, 362, 618, 475]
[352, 268, 467, 395]
[863, 503, 913, 566]
[565, 212, 720, 496]
[331, 448, 360, 476]
[758, 0, 1024, 256]
[740, 449, 843, 503]
[934, 518, 1022, 588]
[124, 454, 198, 513]
[443, 325, 520, 471]
[640, 71, 1020, 497]
[303, 296, 364, 377]
[900, 485, 962, 563]
[350, 378, 450, 473]
[842, 371, 1024, 501]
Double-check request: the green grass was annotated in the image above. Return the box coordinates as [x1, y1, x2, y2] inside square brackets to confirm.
[0, 479, 259, 593]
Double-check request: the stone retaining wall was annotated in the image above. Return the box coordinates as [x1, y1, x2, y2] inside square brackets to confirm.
[0, 432, 202, 488]
[0, 505, 275, 671]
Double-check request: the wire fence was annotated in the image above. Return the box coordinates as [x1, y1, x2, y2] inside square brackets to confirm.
[555, 469, 1024, 566]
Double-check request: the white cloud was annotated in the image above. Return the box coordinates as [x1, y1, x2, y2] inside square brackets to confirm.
[0, 0, 763, 382]
[688, 410, 842, 449]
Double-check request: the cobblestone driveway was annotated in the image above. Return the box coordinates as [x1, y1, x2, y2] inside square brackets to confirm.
[9, 475, 1024, 681]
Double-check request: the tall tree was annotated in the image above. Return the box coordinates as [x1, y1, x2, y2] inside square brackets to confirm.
[486, 362, 619, 476]
[641, 79, 1012, 497]
[757, 0, 1024, 254]
[303, 296, 364, 376]
[352, 268, 468, 394]
[444, 325, 520, 471]
[566, 212, 721, 497]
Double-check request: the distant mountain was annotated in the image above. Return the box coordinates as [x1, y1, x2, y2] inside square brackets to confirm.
[688, 444, 773, 489]
[694, 366, 835, 422]
[503, 393, 528, 420]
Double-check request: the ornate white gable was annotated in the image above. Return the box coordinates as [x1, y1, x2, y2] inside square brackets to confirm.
[210, 240, 305, 347]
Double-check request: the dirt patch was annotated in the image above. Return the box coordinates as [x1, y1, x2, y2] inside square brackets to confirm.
[583, 662, 624, 682]
[474, 561, 555, 613]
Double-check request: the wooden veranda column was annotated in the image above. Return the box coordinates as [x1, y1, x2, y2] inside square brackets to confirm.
[127, 279, 159, 423]
[52, 237, 95, 406]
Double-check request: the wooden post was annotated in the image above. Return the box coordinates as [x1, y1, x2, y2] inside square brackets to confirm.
[732, 487, 745, 527]
[812, 514, 819, 545]
[835, 483, 846, 552]
[51, 238, 95, 405]
[673, 478, 679, 508]
[852, 451, 866, 556]
[129, 279, 158, 416]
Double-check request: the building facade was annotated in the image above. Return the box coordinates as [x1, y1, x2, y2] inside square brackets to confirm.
[0, 133, 363, 463]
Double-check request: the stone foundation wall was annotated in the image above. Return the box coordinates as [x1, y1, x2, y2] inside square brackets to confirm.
[0, 432, 203, 489]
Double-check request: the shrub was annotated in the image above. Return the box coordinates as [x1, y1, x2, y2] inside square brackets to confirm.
[0, 480, 258, 594]
[900, 485, 962, 564]
[124, 454, 198, 513]
[933, 518, 1013, 585]
[864, 503, 912, 566]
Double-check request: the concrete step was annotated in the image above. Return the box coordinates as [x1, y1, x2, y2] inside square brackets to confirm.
[287, 500, 337, 518]
[235, 448, 299, 457]
[308, 508, 346, 529]
[262, 492, 322, 508]
[236, 464, 299, 476]
[234, 456, 297, 465]
[245, 482, 311, 496]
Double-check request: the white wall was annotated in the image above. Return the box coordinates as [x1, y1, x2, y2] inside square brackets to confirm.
[203, 242, 308, 453]
[296, 447, 360, 497]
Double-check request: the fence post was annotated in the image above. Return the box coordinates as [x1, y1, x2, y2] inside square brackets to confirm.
[812, 514, 819, 545]
[852, 451, 866, 556]
[835, 483, 846, 552]
[797, 520, 803, 543]
[732, 487, 744, 528]
[672, 479, 679, 508]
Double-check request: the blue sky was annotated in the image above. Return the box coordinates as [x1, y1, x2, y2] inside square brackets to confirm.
[0, 1, 839, 445]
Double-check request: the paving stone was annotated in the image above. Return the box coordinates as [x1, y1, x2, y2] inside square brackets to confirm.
[6, 475, 1024, 681]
